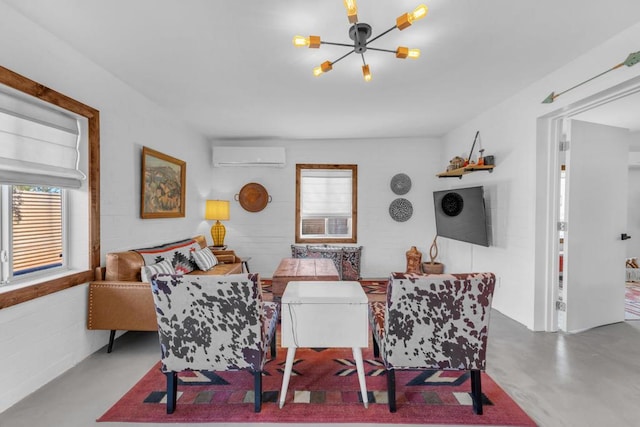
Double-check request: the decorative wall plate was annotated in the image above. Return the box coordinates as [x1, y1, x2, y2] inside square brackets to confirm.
[235, 182, 271, 212]
[390, 173, 411, 195]
[389, 198, 413, 222]
[441, 191, 464, 216]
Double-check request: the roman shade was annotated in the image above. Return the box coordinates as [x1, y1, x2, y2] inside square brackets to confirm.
[300, 169, 352, 217]
[0, 89, 85, 188]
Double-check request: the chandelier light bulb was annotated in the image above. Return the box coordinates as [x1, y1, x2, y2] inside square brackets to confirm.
[293, 35, 309, 47]
[409, 4, 428, 23]
[408, 48, 421, 59]
[344, 0, 358, 22]
[293, 35, 321, 48]
[362, 64, 372, 82]
[313, 61, 333, 77]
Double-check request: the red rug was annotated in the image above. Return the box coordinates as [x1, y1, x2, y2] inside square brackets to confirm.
[98, 345, 535, 425]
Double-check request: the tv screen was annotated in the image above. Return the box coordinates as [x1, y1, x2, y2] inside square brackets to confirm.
[433, 186, 489, 247]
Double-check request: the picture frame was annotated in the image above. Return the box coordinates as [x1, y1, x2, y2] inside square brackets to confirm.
[141, 146, 186, 219]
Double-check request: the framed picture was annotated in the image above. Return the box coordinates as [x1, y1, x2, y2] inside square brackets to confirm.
[141, 146, 186, 218]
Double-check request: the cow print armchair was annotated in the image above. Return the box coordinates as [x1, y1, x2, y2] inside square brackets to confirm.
[150, 273, 279, 413]
[369, 272, 495, 414]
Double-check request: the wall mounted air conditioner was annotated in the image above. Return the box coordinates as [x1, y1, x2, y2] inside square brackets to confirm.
[212, 146, 286, 167]
[629, 152, 640, 168]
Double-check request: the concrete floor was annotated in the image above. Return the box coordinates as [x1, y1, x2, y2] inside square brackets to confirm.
[2, 310, 640, 427]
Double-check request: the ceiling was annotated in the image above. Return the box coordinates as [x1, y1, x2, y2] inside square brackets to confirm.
[4, 0, 640, 141]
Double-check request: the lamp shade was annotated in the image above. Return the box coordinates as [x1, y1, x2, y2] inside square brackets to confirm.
[205, 200, 230, 221]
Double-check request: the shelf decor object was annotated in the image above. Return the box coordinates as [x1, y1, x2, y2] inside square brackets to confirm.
[437, 164, 495, 179]
[542, 50, 640, 104]
[293, 2, 428, 82]
[205, 200, 230, 247]
[437, 131, 495, 178]
[422, 235, 444, 274]
[390, 173, 412, 195]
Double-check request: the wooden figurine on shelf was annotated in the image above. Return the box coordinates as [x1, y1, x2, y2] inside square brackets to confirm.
[446, 156, 465, 171]
[478, 148, 485, 166]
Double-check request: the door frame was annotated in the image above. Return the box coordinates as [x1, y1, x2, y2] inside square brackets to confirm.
[535, 75, 640, 332]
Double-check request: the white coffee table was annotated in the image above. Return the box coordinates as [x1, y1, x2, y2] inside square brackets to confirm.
[278, 280, 369, 409]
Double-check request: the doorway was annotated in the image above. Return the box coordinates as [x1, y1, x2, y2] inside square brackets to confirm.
[536, 74, 640, 333]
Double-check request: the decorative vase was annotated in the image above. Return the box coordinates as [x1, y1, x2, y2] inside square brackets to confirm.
[422, 236, 444, 274]
[405, 246, 422, 274]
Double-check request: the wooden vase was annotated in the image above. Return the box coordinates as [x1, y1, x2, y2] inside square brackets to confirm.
[405, 246, 422, 274]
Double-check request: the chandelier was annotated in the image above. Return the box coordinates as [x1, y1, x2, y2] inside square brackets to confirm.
[293, 1, 428, 82]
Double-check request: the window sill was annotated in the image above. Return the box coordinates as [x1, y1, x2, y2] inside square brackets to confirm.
[0, 268, 94, 309]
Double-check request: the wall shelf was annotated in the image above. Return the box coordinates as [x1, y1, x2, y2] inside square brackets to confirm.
[437, 164, 495, 179]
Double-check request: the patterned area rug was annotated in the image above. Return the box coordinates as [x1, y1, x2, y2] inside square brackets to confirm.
[98, 344, 535, 425]
[625, 282, 640, 320]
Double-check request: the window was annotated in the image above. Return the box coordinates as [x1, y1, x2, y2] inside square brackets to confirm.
[0, 66, 99, 309]
[295, 164, 357, 243]
[1, 186, 65, 283]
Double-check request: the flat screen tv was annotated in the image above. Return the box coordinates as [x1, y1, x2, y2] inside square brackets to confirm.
[433, 186, 489, 247]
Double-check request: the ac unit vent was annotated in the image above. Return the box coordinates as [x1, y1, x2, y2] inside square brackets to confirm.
[212, 146, 286, 167]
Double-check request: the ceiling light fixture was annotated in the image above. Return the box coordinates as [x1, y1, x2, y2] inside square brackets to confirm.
[293, 2, 428, 82]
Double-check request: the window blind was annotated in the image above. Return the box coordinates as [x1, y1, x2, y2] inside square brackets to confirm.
[301, 169, 352, 217]
[0, 89, 85, 188]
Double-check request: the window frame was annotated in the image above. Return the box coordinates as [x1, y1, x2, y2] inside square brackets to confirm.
[0, 65, 100, 309]
[295, 163, 357, 244]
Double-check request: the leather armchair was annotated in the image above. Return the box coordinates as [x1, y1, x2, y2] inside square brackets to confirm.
[369, 272, 496, 414]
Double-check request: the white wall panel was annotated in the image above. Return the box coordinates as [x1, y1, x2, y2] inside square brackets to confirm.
[209, 138, 443, 278]
[0, 3, 208, 413]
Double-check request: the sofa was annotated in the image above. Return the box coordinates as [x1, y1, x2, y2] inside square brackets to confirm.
[87, 235, 243, 352]
[291, 244, 363, 280]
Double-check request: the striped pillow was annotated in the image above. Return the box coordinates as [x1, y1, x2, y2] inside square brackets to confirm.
[141, 260, 176, 283]
[192, 247, 218, 271]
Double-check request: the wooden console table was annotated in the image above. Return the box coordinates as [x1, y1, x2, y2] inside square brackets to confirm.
[271, 258, 340, 299]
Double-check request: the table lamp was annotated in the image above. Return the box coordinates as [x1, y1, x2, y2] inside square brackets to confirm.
[205, 200, 230, 247]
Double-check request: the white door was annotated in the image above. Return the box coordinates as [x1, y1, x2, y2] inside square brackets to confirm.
[564, 119, 629, 332]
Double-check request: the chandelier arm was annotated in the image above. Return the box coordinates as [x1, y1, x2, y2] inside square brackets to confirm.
[365, 47, 397, 54]
[366, 25, 398, 45]
[361, 53, 366, 66]
[321, 41, 356, 48]
[331, 50, 357, 65]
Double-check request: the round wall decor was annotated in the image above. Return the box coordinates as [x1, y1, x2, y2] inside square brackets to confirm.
[389, 198, 413, 222]
[235, 182, 271, 212]
[441, 191, 464, 217]
[390, 173, 412, 195]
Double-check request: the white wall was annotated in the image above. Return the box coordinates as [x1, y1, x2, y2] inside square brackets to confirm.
[629, 169, 640, 257]
[442, 21, 640, 330]
[207, 138, 443, 278]
[0, 3, 210, 413]
[628, 131, 640, 258]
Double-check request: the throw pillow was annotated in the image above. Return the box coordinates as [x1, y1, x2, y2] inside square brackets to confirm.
[141, 260, 176, 283]
[135, 238, 200, 274]
[192, 247, 218, 271]
[291, 244, 308, 258]
[341, 246, 363, 281]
